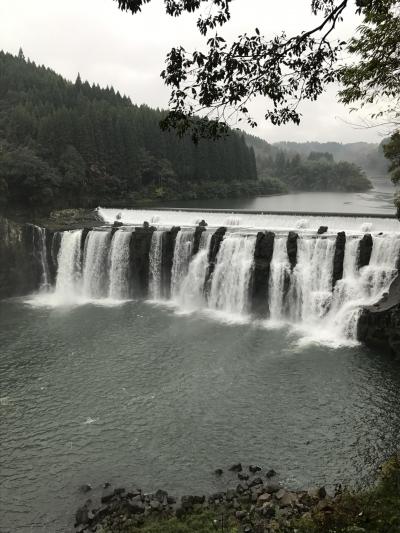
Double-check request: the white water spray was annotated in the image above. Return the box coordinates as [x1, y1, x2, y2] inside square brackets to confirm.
[108, 230, 131, 300]
[149, 231, 164, 300]
[208, 234, 256, 315]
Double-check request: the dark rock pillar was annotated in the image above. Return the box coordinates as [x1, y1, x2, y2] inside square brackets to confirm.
[205, 227, 226, 290]
[286, 231, 298, 271]
[192, 225, 206, 256]
[358, 233, 373, 269]
[332, 232, 346, 288]
[251, 231, 275, 316]
[129, 227, 153, 297]
[161, 226, 181, 299]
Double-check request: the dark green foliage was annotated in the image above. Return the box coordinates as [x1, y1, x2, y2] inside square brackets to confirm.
[244, 134, 372, 192]
[114, 0, 397, 140]
[0, 50, 261, 208]
[257, 150, 371, 192]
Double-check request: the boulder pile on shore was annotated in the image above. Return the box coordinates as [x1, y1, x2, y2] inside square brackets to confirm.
[74, 463, 338, 533]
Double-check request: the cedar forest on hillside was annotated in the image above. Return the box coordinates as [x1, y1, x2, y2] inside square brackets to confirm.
[0, 50, 373, 209]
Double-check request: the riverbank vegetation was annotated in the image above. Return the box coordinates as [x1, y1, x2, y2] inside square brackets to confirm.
[77, 456, 400, 533]
[0, 51, 375, 211]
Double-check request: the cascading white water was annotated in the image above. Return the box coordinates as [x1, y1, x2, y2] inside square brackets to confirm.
[82, 231, 112, 298]
[33, 226, 50, 289]
[148, 231, 164, 300]
[265, 233, 400, 343]
[55, 230, 83, 299]
[170, 230, 194, 299]
[268, 237, 290, 321]
[208, 234, 256, 315]
[287, 237, 336, 323]
[108, 230, 131, 300]
[175, 231, 212, 310]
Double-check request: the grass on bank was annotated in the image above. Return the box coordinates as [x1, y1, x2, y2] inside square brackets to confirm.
[100, 455, 400, 533]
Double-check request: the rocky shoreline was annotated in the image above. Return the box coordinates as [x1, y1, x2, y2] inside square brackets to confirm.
[74, 463, 340, 533]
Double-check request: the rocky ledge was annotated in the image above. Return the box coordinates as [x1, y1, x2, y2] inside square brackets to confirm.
[74, 463, 338, 533]
[358, 274, 400, 359]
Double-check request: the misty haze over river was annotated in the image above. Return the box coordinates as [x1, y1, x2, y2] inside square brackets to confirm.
[1, 183, 400, 533]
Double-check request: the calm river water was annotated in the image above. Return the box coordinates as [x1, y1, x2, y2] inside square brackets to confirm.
[159, 177, 398, 215]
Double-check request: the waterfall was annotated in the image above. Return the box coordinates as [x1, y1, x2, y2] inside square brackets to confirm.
[264, 232, 400, 343]
[286, 237, 336, 323]
[208, 234, 256, 316]
[175, 231, 212, 310]
[55, 230, 83, 299]
[108, 230, 131, 300]
[170, 230, 194, 299]
[82, 231, 112, 299]
[33, 226, 50, 290]
[149, 231, 164, 300]
[268, 237, 291, 321]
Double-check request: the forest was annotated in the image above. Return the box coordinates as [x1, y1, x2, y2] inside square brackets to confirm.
[0, 50, 372, 210]
[245, 134, 373, 192]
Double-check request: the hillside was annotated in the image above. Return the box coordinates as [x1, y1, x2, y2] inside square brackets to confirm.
[274, 141, 388, 176]
[0, 50, 287, 210]
[244, 133, 373, 192]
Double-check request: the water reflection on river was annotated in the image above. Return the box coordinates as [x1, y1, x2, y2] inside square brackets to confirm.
[159, 177, 398, 215]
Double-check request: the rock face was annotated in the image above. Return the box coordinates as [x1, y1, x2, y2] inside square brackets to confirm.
[251, 231, 275, 316]
[0, 216, 41, 298]
[358, 233, 373, 269]
[358, 274, 400, 358]
[205, 227, 226, 288]
[332, 231, 346, 288]
[286, 231, 298, 271]
[129, 227, 153, 297]
[161, 226, 181, 299]
[192, 225, 206, 256]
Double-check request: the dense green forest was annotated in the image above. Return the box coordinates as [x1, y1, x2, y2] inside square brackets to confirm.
[0, 50, 373, 209]
[275, 141, 388, 176]
[0, 50, 282, 209]
[245, 134, 373, 192]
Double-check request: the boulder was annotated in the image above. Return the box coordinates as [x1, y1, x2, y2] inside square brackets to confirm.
[317, 226, 328, 235]
[229, 462, 243, 472]
[265, 480, 281, 493]
[79, 483, 92, 493]
[249, 465, 262, 473]
[214, 468, 223, 476]
[248, 477, 263, 488]
[266, 469, 277, 479]
[238, 473, 249, 481]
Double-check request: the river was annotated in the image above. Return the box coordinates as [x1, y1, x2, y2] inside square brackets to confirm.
[1, 185, 400, 533]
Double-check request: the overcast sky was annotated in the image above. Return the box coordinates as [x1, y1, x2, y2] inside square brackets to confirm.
[0, 0, 385, 144]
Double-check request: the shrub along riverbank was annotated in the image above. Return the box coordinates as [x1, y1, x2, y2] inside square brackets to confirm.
[75, 455, 400, 533]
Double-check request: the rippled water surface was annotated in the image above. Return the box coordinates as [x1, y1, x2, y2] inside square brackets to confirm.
[1, 298, 400, 532]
